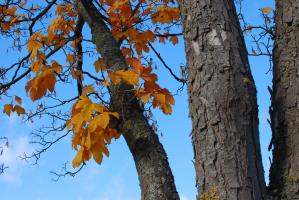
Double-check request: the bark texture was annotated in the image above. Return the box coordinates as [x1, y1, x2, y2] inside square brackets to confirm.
[179, 0, 267, 199]
[76, 1, 179, 199]
[269, 0, 299, 199]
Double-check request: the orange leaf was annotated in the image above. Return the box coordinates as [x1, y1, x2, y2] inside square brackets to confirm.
[3, 104, 13, 116]
[14, 95, 22, 105]
[140, 93, 151, 103]
[260, 7, 273, 14]
[169, 36, 178, 45]
[72, 147, 85, 168]
[94, 58, 106, 73]
[109, 70, 139, 86]
[13, 105, 26, 116]
[25, 68, 57, 101]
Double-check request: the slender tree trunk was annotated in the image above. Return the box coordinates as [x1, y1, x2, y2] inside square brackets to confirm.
[179, 0, 267, 199]
[76, 1, 179, 199]
[269, 0, 299, 199]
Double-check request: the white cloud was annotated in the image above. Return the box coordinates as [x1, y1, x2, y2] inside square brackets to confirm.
[93, 177, 139, 200]
[7, 113, 18, 126]
[0, 136, 33, 184]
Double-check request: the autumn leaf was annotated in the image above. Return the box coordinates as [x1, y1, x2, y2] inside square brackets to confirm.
[72, 147, 90, 168]
[71, 38, 82, 48]
[15, 95, 22, 105]
[243, 77, 252, 86]
[88, 113, 110, 132]
[169, 36, 178, 45]
[153, 90, 175, 115]
[91, 144, 104, 164]
[141, 30, 155, 43]
[109, 70, 139, 86]
[260, 7, 273, 14]
[27, 32, 44, 59]
[25, 66, 60, 101]
[89, 112, 119, 133]
[3, 104, 25, 116]
[3, 104, 13, 116]
[1, 0, 181, 169]
[104, 128, 121, 144]
[13, 105, 26, 116]
[140, 93, 151, 103]
[94, 58, 107, 72]
[151, 7, 180, 24]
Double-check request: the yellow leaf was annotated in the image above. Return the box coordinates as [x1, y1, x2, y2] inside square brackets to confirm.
[105, 128, 120, 144]
[109, 73, 122, 85]
[140, 93, 151, 103]
[243, 77, 252, 86]
[27, 32, 44, 59]
[72, 146, 91, 168]
[89, 112, 119, 133]
[13, 105, 26, 116]
[71, 114, 85, 132]
[109, 70, 139, 86]
[25, 68, 57, 101]
[3, 104, 13, 116]
[260, 7, 273, 14]
[66, 119, 72, 131]
[153, 93, 165, 106]
[75, 95, 92, 110]
[91, 143, 104, 164]
[72, 147, 84, 168]
[94, 58, 106, 73]
[6, 6, 17, 15]
[84, 132, 92, 149]
[89, 114, 109, 133]
[93, 104, 105, 113]
[14, 95, 22, 105]
[82, 85, 95, 95]
[152, 90, 175, 115]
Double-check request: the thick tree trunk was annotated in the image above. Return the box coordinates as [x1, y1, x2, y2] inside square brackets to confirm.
[269, 0, 299, 199]
[179, 0, 267, 199]
[76, 1, 179, 199]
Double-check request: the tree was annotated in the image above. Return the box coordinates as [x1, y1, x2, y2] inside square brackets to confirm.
[179, 0, 268, 199]
[269, 0, 299, 199]
[0, 0, 183, 199]
[2, 0, 298, 199]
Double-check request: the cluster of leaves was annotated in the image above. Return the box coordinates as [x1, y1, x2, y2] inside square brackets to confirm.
[0, 1, 27, 31]
[0, 0, 181, 168]
[199, 186, 220, 200]
[67, 86, 121, 167]
[3, 95, 25, 116]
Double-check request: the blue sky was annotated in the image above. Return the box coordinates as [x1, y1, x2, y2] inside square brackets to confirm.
[0, 1, 274, 199]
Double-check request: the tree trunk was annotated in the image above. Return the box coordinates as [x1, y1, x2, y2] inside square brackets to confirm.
[269, 0, 299, 199]
[76, 1, 179, 199]
[179, 0, 267, 199]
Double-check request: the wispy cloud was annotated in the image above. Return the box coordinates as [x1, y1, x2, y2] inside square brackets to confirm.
[93, 176, 139, 200]
[0, 136, 33, 184]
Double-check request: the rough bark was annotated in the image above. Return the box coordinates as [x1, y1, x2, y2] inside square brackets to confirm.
[179, 0, 267, 199]
[269, 0, 299, 199]
[76, 1, 180, 199]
